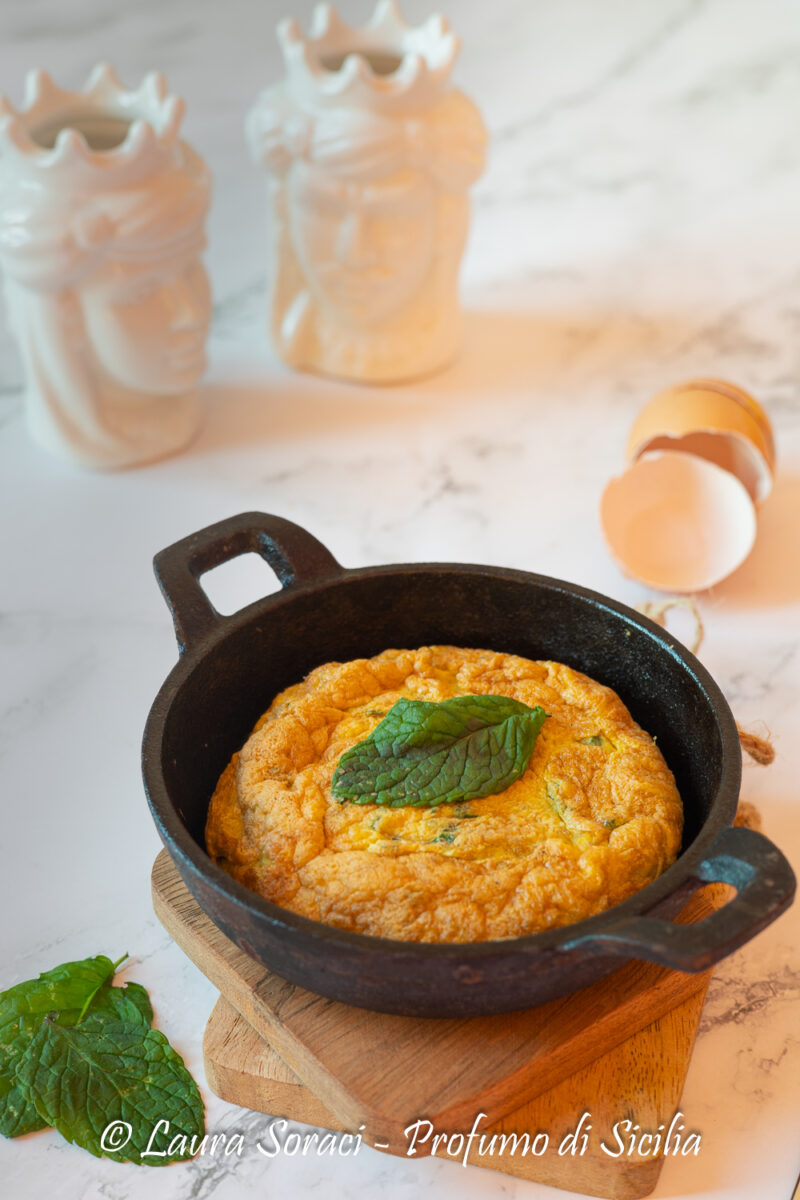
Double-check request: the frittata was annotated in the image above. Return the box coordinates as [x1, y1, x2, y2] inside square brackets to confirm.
[205, 645, 683, 942]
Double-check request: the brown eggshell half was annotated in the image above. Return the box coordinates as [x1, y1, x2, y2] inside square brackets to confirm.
[600, 450, 757, 592]
[626, 379, 775, 504]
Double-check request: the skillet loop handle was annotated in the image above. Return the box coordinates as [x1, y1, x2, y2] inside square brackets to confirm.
[153, 512, 342, 654]
[561, 826, 796, 972]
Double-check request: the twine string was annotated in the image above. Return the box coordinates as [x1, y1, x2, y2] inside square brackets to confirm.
[635, 596, 775, 766]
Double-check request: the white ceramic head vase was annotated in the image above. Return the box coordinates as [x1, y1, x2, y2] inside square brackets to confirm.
[246, 1, 487, 383]
[0, 67, 211, 469]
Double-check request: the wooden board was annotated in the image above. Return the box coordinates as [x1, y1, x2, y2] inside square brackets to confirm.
[203, 990, 709, 1200]
[152, 851, 721, 1151]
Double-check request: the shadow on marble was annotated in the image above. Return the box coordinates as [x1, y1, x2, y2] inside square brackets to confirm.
[195, 373, 438, 452]
[194, 305, 695, 453]
[421, 307, 695, 398]
[707, 475, 800, 609]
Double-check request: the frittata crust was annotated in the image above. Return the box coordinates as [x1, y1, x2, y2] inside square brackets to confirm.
[205, 646, 683, 943]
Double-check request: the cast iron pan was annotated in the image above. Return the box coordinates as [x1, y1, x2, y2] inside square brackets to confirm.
[142, 512, 796, 1017]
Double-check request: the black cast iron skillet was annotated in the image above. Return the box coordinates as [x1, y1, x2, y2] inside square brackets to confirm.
[142, 512, 796, 1017]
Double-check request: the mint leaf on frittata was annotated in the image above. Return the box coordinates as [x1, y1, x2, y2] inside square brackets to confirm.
[332, 694, 548, 808]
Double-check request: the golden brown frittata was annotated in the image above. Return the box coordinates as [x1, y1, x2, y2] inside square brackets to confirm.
[205, 645, 682, 942]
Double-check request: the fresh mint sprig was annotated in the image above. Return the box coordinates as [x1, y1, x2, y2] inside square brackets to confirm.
[0, 955, 203, 1162]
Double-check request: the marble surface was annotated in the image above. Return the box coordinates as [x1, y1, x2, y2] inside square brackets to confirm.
[1, 1, 799, 1198]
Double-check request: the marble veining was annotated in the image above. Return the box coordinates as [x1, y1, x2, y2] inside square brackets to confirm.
[1, 2, 799, 1199]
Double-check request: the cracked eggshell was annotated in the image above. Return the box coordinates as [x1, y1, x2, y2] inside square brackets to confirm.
[600, 449, 757, 593]
[625, 378, 775, 504]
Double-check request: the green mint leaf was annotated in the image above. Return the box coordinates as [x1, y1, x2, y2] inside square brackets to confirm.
[0, 956, 120, 1024]
[89, 981, 154, 1028]
[0, 956, 119, 1138]
[17, 1015, 204, 1164]
[430, 823, 460, 843]
[0, 1032, 48, 1137]
[332, 695, 548, 808]
[578, 734, 614, 750]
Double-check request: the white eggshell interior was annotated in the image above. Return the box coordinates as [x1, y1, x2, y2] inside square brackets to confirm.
[631, 429, 772, 503]
[601, 450, 757, 592]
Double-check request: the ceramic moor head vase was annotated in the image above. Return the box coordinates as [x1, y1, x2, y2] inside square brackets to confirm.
[0, 66, 212, 470]
[246, 1, 487, 384]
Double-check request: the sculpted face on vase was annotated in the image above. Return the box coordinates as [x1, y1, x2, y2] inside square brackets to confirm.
[0, 66, 212, 469]
[287, 161, 436, 329]
[79, 251, 212, 397]
[247, 3, 487, 383]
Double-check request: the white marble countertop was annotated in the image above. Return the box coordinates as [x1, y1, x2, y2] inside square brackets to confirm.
[1, 1, 799, 1198]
